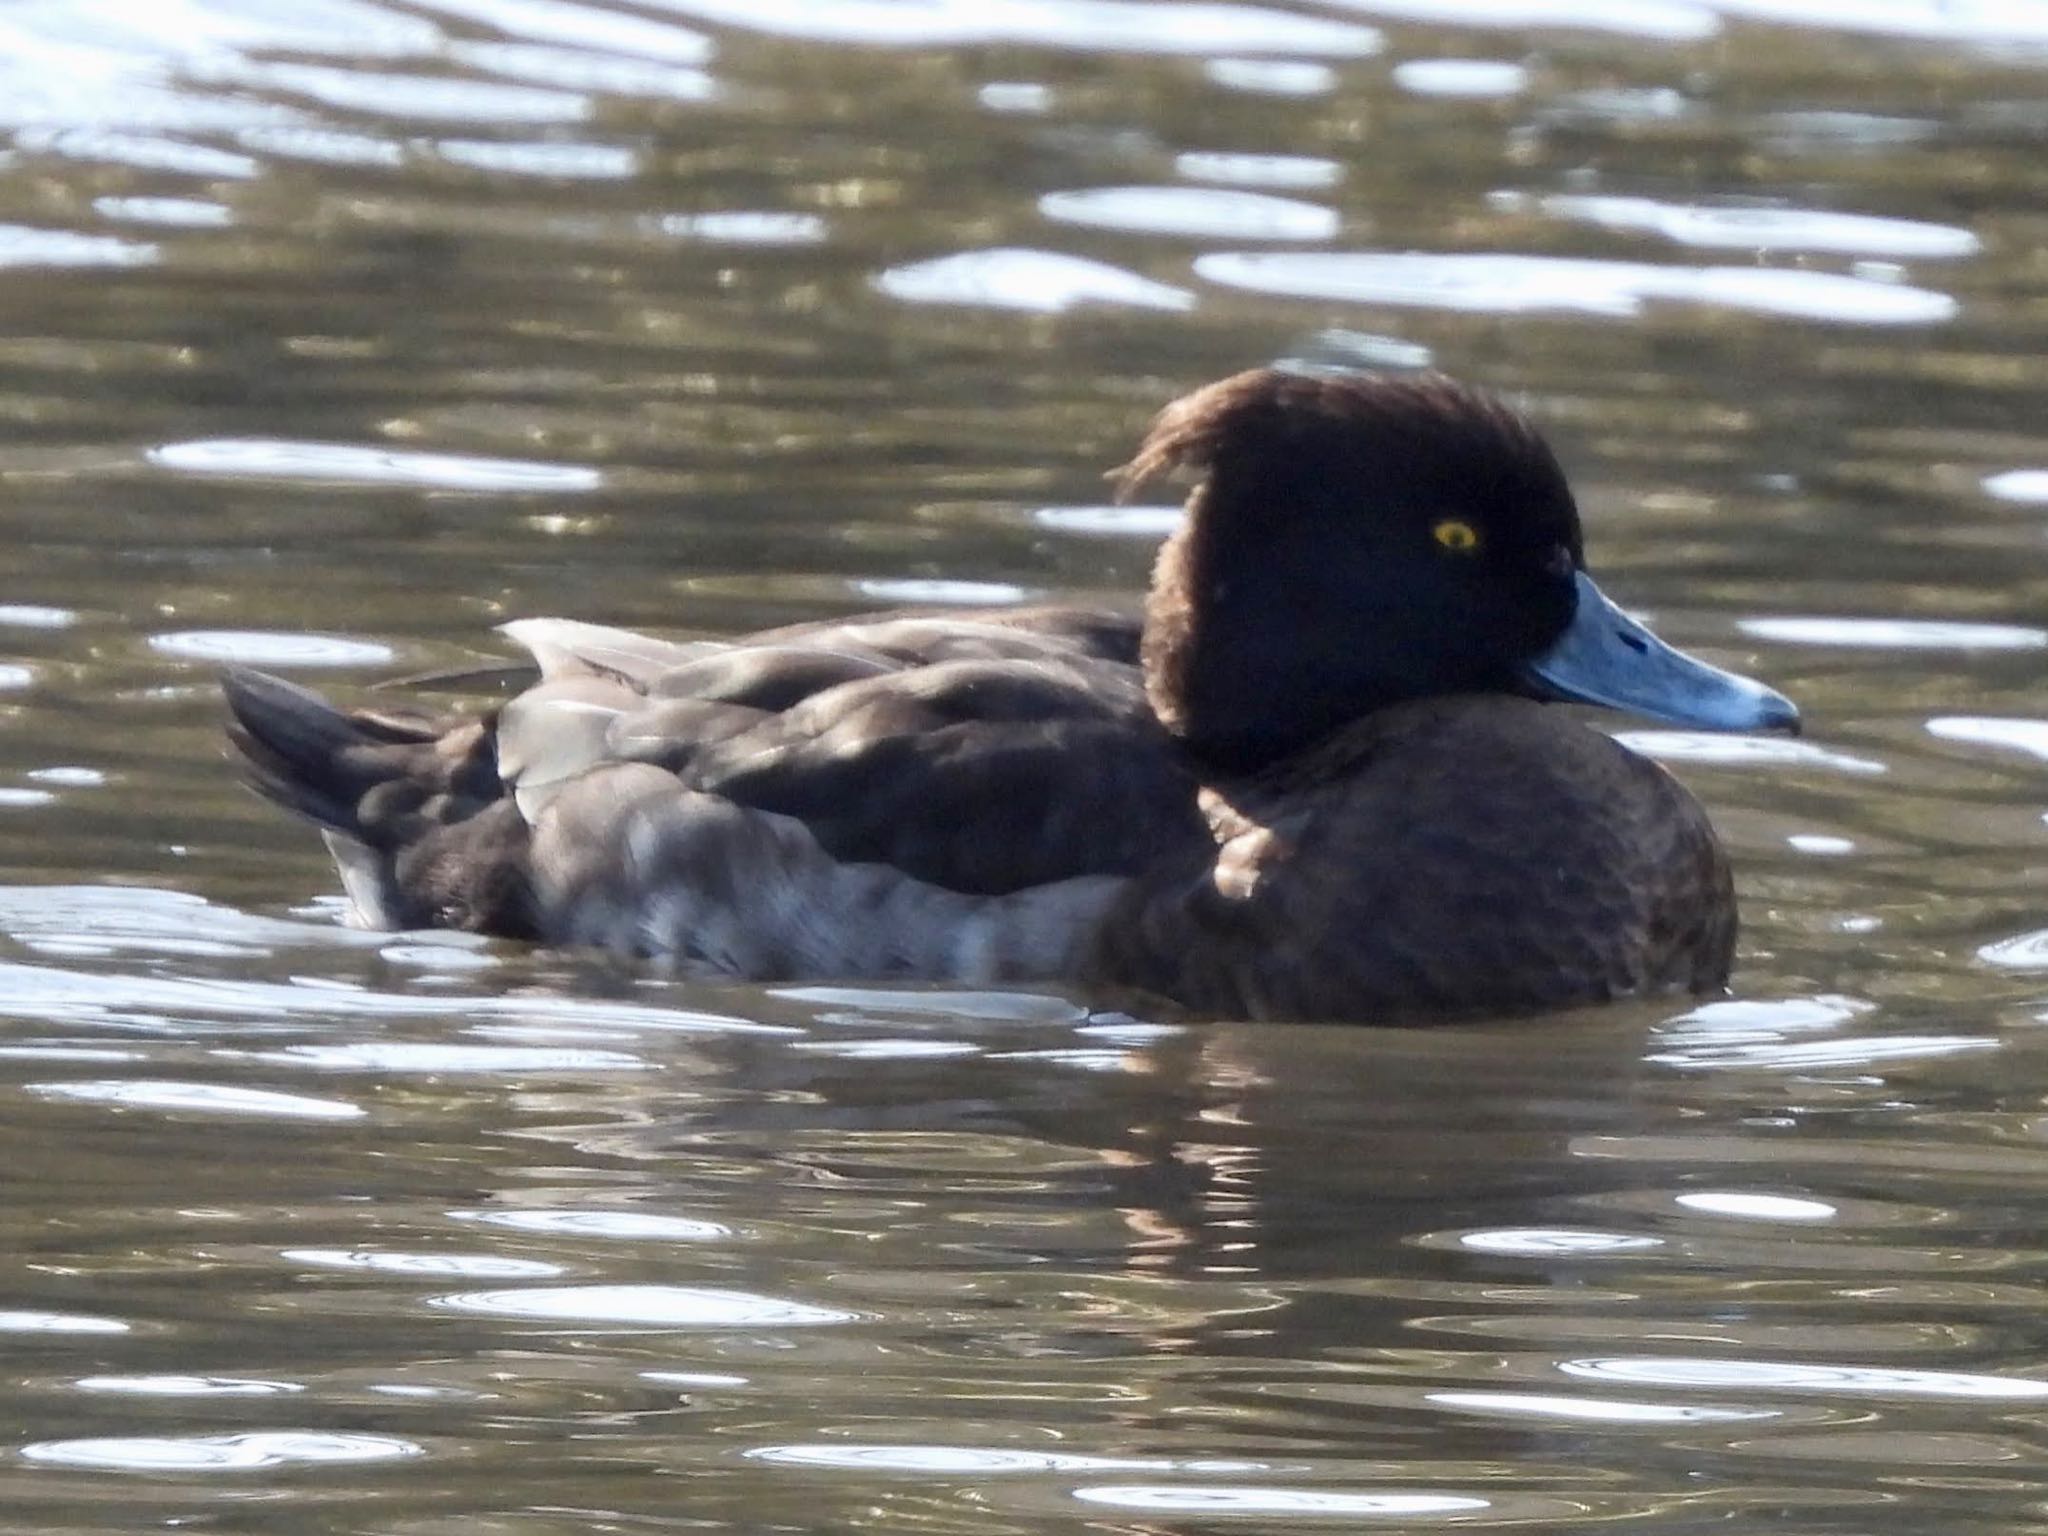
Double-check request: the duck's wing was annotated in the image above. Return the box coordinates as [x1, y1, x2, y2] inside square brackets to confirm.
[489, 620, 922, 815]
[497, 617, 725, 687]
[493, 633, 903, 810]
[488, 607, 1143, 795]
[496, 607, 1192, 894]
[226, 607, 1188, 954]
[741, 603, 1142, 666]
[662, 653, 1202, 893]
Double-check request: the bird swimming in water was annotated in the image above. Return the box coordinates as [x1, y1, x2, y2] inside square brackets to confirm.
[223, 367, 1798, 1022]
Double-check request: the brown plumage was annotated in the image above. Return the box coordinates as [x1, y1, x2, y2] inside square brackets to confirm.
[222, 367, 1795, 1022]
[1087, 697, 1733, 1020]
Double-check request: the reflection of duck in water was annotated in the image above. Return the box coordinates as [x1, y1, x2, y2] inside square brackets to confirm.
[224, 368, 1797, 1022]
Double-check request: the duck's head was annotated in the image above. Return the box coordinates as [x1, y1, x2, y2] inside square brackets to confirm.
[1119, 367, 1798, 773]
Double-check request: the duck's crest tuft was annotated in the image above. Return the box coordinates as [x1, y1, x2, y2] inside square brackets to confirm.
[1112, 366, 1566, 522]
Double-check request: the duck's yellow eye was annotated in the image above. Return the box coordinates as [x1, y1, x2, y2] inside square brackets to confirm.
[1432, 518, 1481, 554]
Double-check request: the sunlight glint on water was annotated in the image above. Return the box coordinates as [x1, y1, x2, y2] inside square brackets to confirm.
[0, 0, 2044, 1531]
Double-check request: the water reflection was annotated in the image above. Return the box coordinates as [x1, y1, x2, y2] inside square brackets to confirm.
[1031, 503, 1183, 537]
[451, 1209, 731, 1240]
[1196, 251, 1959, 324]
[768, 1445, 1115, 1472]
[639, 0, 1384, 54]
[1039, 185, 1339, 241]
[93, 195, 233, 228]
[73, 1374, 303, 1395]
[28, 1077, 368, 1117]
[1559, 1358, 2048, 1399]
[1426, 1391, 1775, 1425]
[411, 0, 715, 62]
[1673, 1191, 1836, 1220]
[1705, 0, 2048, 46]
[1204, 58, 1342, 95]
[1511, 194, 1982, 258]
[281, 1247, 568, 1276]
[225, 62, 592, 123]
[20, 1429, 423, 1470]
[0, 224, 158, 268]
[1, 0, 2048, 1531]
[430, 1283, 856, 1326]
[1175, 150, 1343, 189]
[650, 211, 828, 244]
[875, 247, 1196, 311]
[1393, 58, 1530, 97]
[1740, 617, 2048, 650]
[1985, 470, 2048, 503]
[147, 630, 397, 666]
[1072, 1486, 1493, 1515]
[1615, 732, 1888, 776]
[1318, 0, 1720, 41]
[0, 605, 77, 628]
[0, 1310, 130, 1334]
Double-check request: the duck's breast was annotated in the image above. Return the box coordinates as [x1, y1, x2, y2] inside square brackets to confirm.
[1089, 696, 1733, 1023]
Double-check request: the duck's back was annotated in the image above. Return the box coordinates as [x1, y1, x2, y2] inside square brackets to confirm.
[1087, 696, 1735, 1022]
[226, 602, 1209, 945]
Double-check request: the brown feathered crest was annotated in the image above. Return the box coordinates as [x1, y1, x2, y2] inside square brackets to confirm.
[1113, 366, 1572, 544]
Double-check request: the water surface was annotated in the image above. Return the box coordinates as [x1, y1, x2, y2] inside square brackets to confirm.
[3, 2, 2048, 1531]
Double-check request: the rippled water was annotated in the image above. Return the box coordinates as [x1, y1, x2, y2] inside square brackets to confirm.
[4, 1, 2048, 1530]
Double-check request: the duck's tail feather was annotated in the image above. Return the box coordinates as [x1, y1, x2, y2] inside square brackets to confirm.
[222, 668, 405, 834]
[222, 667, 533, 935]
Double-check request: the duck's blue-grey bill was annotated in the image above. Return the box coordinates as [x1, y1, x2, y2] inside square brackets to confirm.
[1523, 571, 1800, 734]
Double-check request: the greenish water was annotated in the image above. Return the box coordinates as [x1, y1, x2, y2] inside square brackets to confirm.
[3, 2, 2048, 1531]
